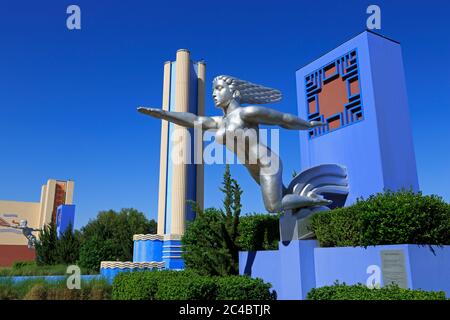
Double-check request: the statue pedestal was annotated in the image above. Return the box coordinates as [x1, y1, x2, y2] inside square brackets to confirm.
[240, 241, 450, 299]
[279, 207, 329, 242]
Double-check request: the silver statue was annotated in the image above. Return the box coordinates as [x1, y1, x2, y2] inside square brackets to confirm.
[0, 218, 40, 248]
[138, 75, 348, 226]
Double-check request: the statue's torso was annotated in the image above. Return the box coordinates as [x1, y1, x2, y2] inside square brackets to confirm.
[214, 108, 273, 183]
[215, 108, 258, 146]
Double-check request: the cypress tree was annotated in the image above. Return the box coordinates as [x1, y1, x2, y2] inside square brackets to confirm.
[35, 222, 59, 265]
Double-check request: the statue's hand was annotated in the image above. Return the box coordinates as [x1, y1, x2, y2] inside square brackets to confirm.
[137, 107, 165, 118]
[310, 120, 325, 128]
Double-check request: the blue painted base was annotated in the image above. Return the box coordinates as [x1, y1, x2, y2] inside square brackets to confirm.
[99, 234, 185, 283]
[133, 239, 163, 262]
[133, 236, 184, 270]
[100, 266, 162, 283]
[240, 241, 450, 300]
[162, 239, 184, 270]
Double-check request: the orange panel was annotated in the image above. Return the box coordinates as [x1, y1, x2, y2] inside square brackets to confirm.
[324, 65, 336, 78]
[329, 118, 341, 131]
[308, 99, 317, 114]
[350, 78, 359, 95]
[52, 182, 67, 223]
[317, 77, 347, 124]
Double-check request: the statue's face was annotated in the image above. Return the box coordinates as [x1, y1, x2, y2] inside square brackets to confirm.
[212, 79, 233, 108]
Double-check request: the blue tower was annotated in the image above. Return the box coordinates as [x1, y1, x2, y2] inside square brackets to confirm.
[296, 31, 419, 204]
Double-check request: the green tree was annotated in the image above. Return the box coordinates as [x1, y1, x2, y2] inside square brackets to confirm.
[183, 165, 243, 276]
[78, 208, 156, 271]
[56, 223, 81, 264]
[35, 222, 58, 265]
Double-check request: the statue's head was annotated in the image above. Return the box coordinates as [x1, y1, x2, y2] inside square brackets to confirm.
[212, 76, 239, 109]
[212, 75, 282, 109]
[19, 219, 27, 227]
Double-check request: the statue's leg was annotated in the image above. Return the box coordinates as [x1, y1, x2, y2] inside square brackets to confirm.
[259, 168, 284, 213]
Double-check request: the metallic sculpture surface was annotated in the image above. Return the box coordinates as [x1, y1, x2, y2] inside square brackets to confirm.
[0, 218, 40, 249]
[139, 75, 348, 225]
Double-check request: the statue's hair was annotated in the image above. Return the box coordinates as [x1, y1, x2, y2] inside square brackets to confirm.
[213, 75, 282, 105]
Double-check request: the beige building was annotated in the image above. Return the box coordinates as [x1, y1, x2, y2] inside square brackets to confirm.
[156, 50, 205, 238]
[0, 179, 74, 246]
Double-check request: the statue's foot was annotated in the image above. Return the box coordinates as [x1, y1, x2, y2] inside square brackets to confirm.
[281, 194, 332, 211]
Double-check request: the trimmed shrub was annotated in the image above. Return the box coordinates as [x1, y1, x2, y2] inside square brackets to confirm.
[112, 270, 162, 300]
[237, 214, 280, 251]
[0, 278, 111, 300]
[307, 282, 447, 300]
[311, 190, 450, 247]
[155, 271, 217, 300]
[111, 270, 276, 300]
[216, 276, 277, 300]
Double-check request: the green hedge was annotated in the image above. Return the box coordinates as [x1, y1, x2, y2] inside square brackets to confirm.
[0, 278, 111, 300]
[311, 190, 450, 247]
[112, 270, 276, 300]
[307, 282, 447, 300]
[237, 214, 280, 251]
[215, 276, 276, 300]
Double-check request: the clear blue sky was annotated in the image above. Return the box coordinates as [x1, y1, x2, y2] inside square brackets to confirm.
[0, 0, 449, 229]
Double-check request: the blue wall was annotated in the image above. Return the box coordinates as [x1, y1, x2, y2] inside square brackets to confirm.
[240, 241, 450, 299]
[296, 31, 419, 204]
[55, 204, 75, 238]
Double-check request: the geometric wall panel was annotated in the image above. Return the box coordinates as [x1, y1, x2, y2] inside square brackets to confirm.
[305, 49, 363, 138]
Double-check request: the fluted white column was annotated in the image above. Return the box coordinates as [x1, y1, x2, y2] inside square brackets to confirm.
[196, 61, 205, 210]
[157, 61, 171, 235]
[170, 49, 190, 236]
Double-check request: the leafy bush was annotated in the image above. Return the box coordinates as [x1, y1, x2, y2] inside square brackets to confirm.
[155, 271, 217, 300]
[237, 214, 280, 251]
[35, 222, 59, 265]
[56, 224, 81, 264]
[111, 270, 275, 300]
[0, 278, 111, 300]
[78, 236, 118, 272]
[78, 208, 156, 271]
[112, 270, 161, 300]
[182, 208, 237, 276]
[307, 282, 446, 300]
[216, 276, 276, 300]
[183, 165, 243, 276]
[311, 190, 450, 247]
[35, 222, 81, 266]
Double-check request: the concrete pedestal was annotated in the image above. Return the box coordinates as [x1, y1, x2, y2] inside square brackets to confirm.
[240, 241, 450, 299]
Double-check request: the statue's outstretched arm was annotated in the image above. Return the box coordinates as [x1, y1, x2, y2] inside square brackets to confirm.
[138, 107, 219, 129]
[241, 106, 323, 130]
